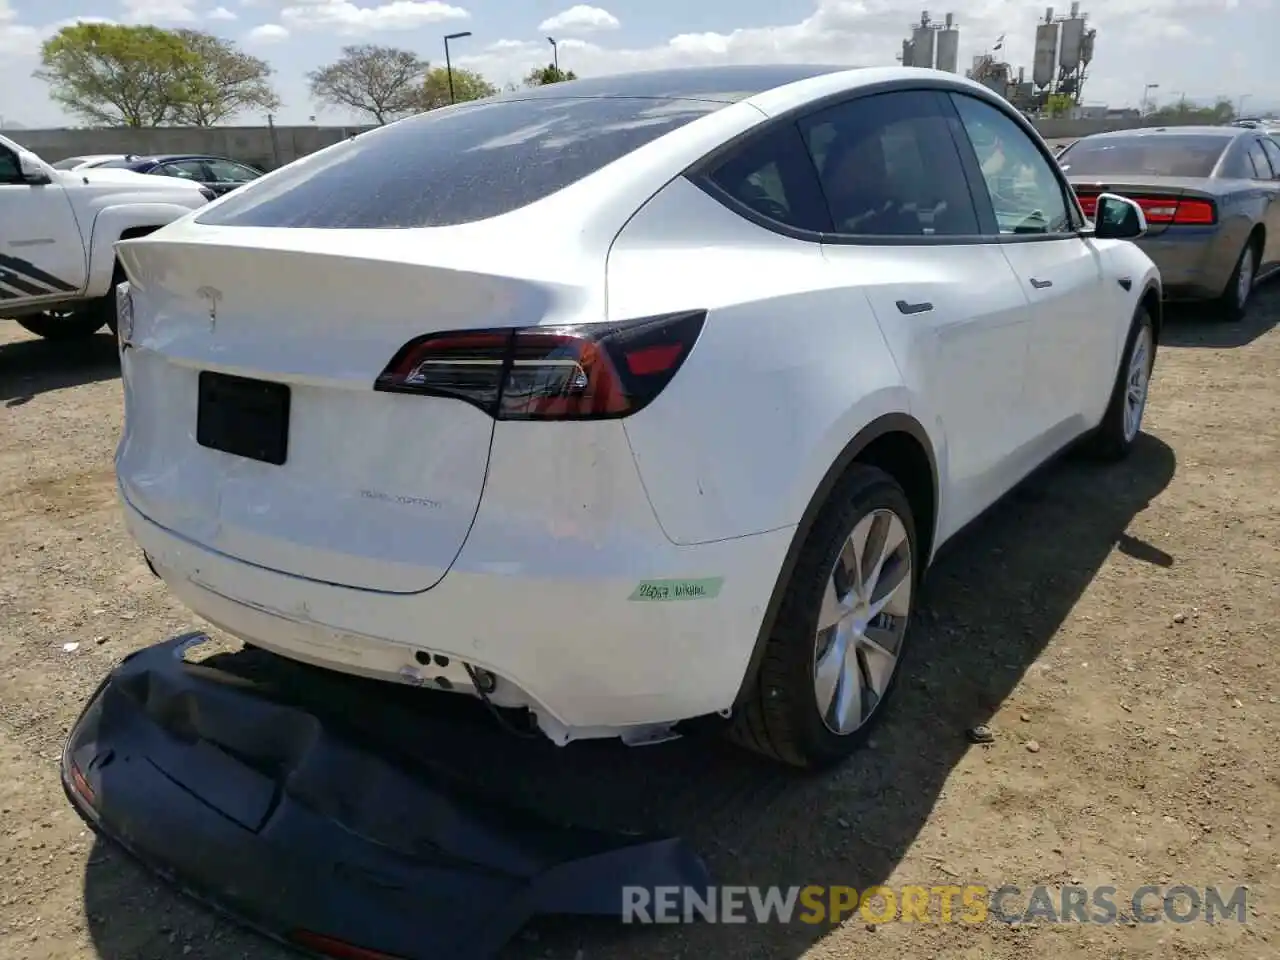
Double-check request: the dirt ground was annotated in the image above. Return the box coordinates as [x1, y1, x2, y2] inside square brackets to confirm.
[0, 289, 1277, 960]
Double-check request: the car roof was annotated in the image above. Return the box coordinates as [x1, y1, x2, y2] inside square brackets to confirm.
[1082, 125, 1247, 141]
[496, 64, 856, 103]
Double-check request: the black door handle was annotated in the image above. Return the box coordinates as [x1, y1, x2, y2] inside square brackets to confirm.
[1030, 278, 1053, 289]
[895, 299, 933, 315]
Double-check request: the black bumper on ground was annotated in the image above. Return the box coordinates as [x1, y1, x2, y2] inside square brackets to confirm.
[62, 634, 710, 960]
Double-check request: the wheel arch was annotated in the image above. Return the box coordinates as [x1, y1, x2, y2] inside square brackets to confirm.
[732, 412, 938, 708]
[84, 205, 192, 297]
[1140, 279, 1162, 345]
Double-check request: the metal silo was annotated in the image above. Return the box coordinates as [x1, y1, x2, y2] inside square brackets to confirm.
[1059, 14, 1086, 72]
[911, 18, 937, 68]
[936, 14, 960, 73]
[1033, 20, 1060, 88]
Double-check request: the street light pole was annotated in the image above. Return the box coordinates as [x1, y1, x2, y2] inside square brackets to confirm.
[443, 31, 472, 104]
[547, 36, 558, 74]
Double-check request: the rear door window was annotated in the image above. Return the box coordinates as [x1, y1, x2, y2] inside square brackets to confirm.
[1246, 140, 1274, 180]
[797, 90, 981, 237]
[204, 159, 261, 183]
[157, 160, 208, 182]
[1261, 137, 1280, 179]
[197, 96, 726, 229]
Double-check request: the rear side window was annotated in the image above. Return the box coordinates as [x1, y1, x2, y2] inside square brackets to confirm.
[197, 97, 725, 229]
[799, 90, 981, 237]
[703, 124, 832, 233]
[1261, 137, 1280, 179]
[1246, 140, 1274, 179]
[1057, 135, 1229, 178]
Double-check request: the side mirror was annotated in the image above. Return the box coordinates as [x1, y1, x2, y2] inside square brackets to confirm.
[1093, 193, 1146, 240]
[17, 151, 52, 185]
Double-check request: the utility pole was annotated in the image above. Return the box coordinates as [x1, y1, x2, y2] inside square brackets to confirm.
[547, 36, 558, 75]
[444, 31, 472, 104]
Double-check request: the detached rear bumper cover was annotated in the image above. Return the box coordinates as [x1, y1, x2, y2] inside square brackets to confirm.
[62, 634, 710, 960]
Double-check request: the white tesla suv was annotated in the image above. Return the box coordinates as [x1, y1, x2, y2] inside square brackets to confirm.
[114, 65, 1160, 769]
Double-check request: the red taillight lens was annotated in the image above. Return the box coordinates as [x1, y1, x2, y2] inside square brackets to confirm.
[1171, 199, 1216, 224]
[1073, 190, 1217, 226]
[375, 310, 706, 421]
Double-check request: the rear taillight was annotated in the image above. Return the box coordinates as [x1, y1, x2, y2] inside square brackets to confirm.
[1073, 191, 1217, 226]
[1167, 198, 1215, 224]
[375, 310, 706, 420]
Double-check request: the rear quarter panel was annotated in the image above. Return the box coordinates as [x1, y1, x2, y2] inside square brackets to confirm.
[606, 176, 917, 546]
[1211, 179, 1268, 278]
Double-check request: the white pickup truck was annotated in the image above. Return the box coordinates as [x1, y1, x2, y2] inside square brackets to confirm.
[1, 133, 211, 340]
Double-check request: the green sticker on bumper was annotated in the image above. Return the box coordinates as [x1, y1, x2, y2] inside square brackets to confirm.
[629, 578, 724, 601]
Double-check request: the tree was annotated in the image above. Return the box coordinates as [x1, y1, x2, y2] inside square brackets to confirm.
[416, 66, 496, 111]
[307, 45, 429, 124]
[524, 63, 577, 86]
[1148, 97, 1237, 126]
[1044, 93, 1074, 119]
[36, 22, 196, 127]
[35, 23, 280, 127]
[170, 30, 280, 126]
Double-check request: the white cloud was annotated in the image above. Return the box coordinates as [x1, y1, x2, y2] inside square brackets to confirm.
[280, 0, 468, 35]
[246, 22, 289, 42]
[121, 0, 199, 23]
[0, 0, 36, 53]
[208, 5, 238, 19]
[538, 5, 619, 35]
[459, 0, 1266, 109]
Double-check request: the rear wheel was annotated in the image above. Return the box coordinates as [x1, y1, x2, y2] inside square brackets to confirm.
[15, 308, 105, 341]
[1218, 237, 1258, 322]
[729, 465, 917, 769]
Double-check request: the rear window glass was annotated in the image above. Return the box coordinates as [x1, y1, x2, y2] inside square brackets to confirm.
[196, 96, 725, 229]
[1057, 136, 1229, 178]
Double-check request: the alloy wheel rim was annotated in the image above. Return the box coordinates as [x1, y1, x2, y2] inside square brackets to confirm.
[812, 508, 913, 736]
[1123, 326, 1153, 443]
[1237, 248, 1255, 308]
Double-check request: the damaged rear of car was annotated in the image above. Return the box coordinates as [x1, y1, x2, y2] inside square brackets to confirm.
[113, 79, 797, 747]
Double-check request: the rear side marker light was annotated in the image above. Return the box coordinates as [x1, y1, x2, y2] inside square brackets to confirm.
[374, 310, 706, 420]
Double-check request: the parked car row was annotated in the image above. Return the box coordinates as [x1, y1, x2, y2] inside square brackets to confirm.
[1057, 124, 1280, 320]
[52, 153, 264, 196]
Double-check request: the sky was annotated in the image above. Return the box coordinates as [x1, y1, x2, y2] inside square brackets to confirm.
[0, 0, 1275, 128]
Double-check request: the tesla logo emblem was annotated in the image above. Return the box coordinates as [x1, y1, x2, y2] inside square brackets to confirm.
[196, 285, 222, 330]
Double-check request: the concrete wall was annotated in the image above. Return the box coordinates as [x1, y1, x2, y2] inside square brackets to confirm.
[5, 116, 1186, 169]
[8, 125, 374, 169]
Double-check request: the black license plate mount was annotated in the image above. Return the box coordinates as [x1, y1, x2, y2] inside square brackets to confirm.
[196, 371, 290, 466]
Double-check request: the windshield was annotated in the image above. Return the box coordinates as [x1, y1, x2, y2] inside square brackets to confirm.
[196, 95, 725, 229]
[1058, 135, 1229, 178]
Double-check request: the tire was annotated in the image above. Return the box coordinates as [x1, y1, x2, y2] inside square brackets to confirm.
[1086, 306, 1155, 462]
[15, 309, 106, 341]
[1217, 237, 1258, 322]
[728, 465, 919, 769]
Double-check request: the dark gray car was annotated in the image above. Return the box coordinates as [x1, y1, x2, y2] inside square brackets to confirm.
[1058, 126, 1280, 320]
